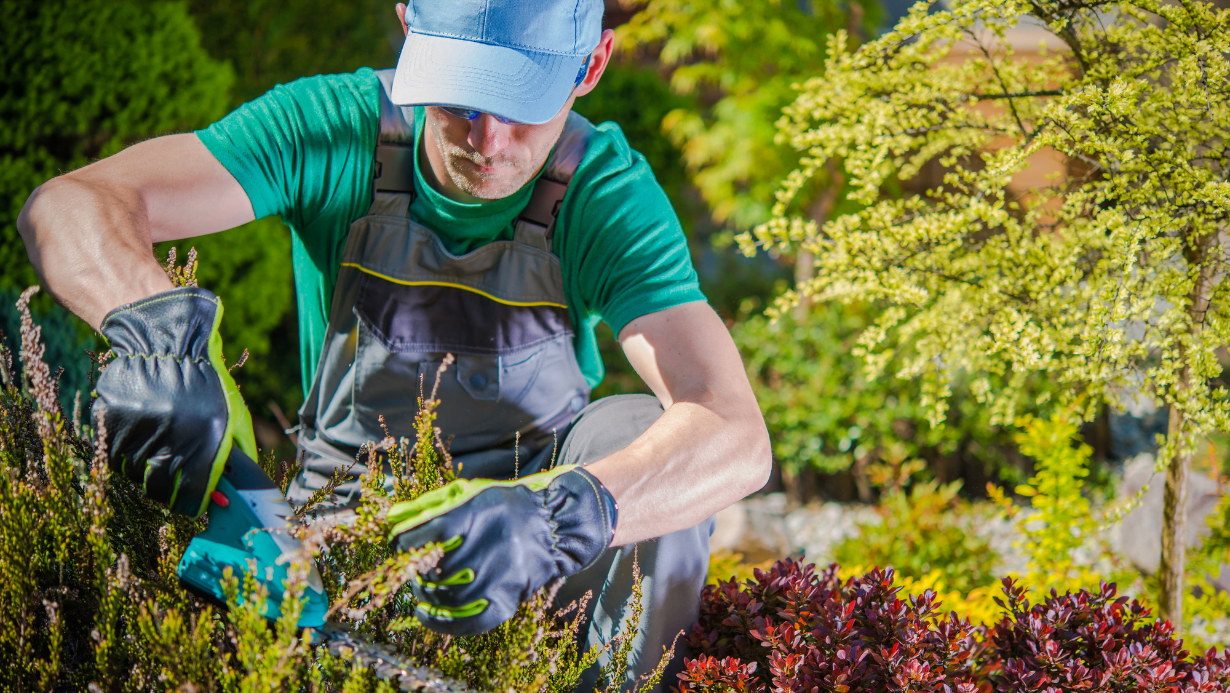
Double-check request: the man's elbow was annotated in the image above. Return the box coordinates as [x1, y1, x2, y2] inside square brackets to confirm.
[19, 175, 82, 244]
[17, 181, 50, 244]
[736, 417, 773, 499]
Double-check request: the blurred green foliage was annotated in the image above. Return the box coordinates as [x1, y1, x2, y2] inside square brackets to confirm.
[0, 0, 233, 400]
[0, 0, 234, 291]
[833, 460, 998, 594]
[1187, 492, 1230, 649]
[618, 0, 880, 230]
[186, 0, 399, 106]
[734, 299, 1041, 483]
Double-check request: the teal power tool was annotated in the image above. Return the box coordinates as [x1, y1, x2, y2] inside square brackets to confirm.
[176, 448, 475, 691]
[176, 446, 328, 626]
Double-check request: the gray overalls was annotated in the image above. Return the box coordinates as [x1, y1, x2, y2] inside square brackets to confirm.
[287, 70, 712, 692]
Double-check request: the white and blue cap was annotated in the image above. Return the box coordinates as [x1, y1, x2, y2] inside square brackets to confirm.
[391, 0, 604, 125]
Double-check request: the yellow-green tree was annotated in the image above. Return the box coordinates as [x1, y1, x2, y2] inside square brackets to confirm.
[618, 0, 878, 232]
[746, 0, 1230, 626]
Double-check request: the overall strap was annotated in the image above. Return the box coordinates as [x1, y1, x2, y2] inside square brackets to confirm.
[371, 68, 416, 217]
[513, 112, 595, 252]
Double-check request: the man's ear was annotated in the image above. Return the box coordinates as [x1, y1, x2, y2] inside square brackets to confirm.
[573, 29, 615, 98]
[396, 3, 409, 35]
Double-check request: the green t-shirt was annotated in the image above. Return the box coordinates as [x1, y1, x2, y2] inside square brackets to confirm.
[196, 67, 705, 395]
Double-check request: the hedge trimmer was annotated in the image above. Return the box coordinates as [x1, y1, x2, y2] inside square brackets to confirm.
[176, 447, 475, 691]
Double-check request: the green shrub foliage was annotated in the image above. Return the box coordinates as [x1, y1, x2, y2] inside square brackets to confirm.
[832, 464, 998, 593]
[0, 284, 662, 692]
[1, 0, 233, 291]
[734, 302, 1052, 481]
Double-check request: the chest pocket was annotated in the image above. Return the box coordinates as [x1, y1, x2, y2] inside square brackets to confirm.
[346, 262, 587, 453]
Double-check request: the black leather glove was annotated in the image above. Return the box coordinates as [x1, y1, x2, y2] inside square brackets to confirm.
[388, 465, 618, 635]
[93, 287, 256, 517]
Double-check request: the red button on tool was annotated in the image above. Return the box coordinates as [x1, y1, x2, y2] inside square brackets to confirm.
[210, 490, 230, 507]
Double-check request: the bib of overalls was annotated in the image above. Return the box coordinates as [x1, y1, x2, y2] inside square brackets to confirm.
[295, 69, 593, 496]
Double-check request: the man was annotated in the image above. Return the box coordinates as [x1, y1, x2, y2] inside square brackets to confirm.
[17, 0, 771, 687]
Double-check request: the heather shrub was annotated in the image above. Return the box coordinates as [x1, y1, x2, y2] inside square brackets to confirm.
[0, 276, 663, 691]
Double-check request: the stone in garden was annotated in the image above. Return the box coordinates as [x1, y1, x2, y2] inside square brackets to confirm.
[1118, 453, 1230, 592]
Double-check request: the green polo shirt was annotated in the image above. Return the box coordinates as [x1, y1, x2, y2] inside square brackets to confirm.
[196, 67, 705, 394]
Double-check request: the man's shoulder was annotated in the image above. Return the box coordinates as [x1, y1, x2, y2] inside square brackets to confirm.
[572, 119, 642, 179]
[566, 118, 666, 203]
[196, 68, 385, 228]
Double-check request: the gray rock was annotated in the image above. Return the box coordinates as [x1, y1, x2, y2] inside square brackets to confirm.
[784, 502, 879, 566]
[1118, 453, 1229, 591]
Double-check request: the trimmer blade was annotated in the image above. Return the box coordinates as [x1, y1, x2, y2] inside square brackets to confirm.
[316, 623, 477, 692]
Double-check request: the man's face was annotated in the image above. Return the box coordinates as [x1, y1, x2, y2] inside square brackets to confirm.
[422, 98, 574, 201]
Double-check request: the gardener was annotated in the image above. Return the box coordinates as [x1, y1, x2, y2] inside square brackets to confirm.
[17, 0, 770, 687]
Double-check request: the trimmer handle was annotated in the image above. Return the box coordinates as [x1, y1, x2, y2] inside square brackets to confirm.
[177, 445, 328, 628]
[220, 444, 278, 491]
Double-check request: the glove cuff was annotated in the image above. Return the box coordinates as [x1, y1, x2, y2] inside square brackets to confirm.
[544, 467, 618, 575]
[101, 287, 221, 359]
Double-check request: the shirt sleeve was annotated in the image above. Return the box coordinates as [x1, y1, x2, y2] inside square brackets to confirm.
[195, 70, 380, 231]
[559, 122, 708, 337]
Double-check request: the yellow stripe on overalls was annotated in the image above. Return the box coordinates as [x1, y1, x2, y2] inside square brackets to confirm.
[340, 262, 569, 309]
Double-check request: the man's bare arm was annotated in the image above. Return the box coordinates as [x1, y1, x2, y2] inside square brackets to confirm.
[17, 134, 255, 330]
[585, 301, 772, 545]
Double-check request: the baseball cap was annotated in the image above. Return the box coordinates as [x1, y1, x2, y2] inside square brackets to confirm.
[391, 0, 604, 125]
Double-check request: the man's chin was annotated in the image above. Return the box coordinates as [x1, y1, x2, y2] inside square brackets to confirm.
[450, 169, 530, 201]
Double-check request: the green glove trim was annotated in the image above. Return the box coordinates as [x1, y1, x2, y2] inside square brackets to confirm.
[410, 537, 465, 589]
[186, 301, 256, 518]
[417, 598, 489, 620]
[388, 465, 577, 539]
[421, 568, 476, 589]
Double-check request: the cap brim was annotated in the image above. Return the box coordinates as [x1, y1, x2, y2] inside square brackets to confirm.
[391, 32, 585, 125]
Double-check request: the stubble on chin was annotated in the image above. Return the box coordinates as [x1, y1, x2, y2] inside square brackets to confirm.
[430, 125, 551, 201]
[443, 152, 526, 199]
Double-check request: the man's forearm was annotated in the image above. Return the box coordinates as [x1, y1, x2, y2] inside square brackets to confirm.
[587, 395, 771, 546]
[17, 134, 257, 330]
[19, 175, 174, 330]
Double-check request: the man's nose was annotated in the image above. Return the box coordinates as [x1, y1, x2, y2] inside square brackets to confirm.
[467, 115, 510, 158]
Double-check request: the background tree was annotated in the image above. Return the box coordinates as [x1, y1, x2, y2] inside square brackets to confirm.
[619, 0, 1052, 496]
[746, 0, 1230, 625]
[0, 0, 233, 406]
[617, 0, 877, 232]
